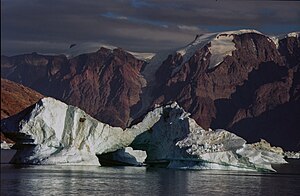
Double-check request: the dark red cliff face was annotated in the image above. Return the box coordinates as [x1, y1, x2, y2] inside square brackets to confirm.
[278, 36, 300, 68]
[1, 48, 145, 128]
[0, 78, 44, 143]
[62, 48, 145, 127]
[1, 53, 70, 99]
[1, 78, 44, 119]
[150, 33, 300, 150]
[152, 33, 284, 126]
[1, 33, 299, 150]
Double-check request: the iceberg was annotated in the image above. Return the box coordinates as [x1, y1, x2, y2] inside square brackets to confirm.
[130, 103, 287, 172]
[97, 147, 146, 166]
[175, 129, 286, 171]
[1, 97, 161, 165]
[1, 97, 288, 171]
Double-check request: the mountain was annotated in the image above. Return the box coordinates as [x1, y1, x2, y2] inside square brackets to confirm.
[1, 78, 43, 119]
[149, 30, 300, 150]
[1, 49, 146, 128]
[1, 29, 299, 150]
[1, 78, 43, 146]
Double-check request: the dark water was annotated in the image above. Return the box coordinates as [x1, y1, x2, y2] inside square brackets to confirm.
[1, 164, 300, 196]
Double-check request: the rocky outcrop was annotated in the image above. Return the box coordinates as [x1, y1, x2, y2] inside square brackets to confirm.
[1, 48, 146, 128]
[1, 78, 44, 119]
[1, 53, 69, 99]
[1, 78, 44, 146]
[146, 31, 300, 151]
[0, 132, 14, 148]
[64, 48, 146, 128]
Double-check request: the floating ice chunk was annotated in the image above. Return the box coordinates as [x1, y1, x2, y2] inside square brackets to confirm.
[1, 97, 162, 165]
[1, 141, 14, 149]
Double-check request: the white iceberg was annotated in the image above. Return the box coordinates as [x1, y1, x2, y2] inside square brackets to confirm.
[1, 97, 287, 171]
[130, 102, 287, 172]
[97, 147, 146, 166]
[1, 97, 161, 165]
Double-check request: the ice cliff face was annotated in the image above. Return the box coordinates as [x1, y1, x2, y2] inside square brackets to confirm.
[130, 103, 287, 172]
[1, 97, 287, 171]
[1, 97, 161, 165]
[175, 129, 286, 171]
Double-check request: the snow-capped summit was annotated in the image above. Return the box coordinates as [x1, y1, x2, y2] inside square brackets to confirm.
[65, 42, 155, 61]
[65, 42, 117, 58]
[269, 31, 300, 48]
[176, 29, 262, 69]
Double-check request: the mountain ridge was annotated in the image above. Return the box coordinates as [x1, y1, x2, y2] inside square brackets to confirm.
[1, 29, 299, 150]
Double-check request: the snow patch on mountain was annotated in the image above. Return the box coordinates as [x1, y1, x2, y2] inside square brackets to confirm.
[176, 29, 262, 70]
[133, 50, 174, 118]
[287, 32, 300, 38]
[176, 33, 216, 66]
[65, 43, 117, 58]
[208, 34, 236, 69]
[268, 32, 299, 48]
[65, 42, 155, 61]
[127, 52, 155, 62]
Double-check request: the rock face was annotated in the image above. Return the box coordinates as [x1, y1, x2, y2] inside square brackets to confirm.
[1, 78, 44, 147]
[1, 30, 299, 150]
[1, 48, 146, 128]
[1, 97, 287, 171]
[1, 78, 44, 119]
[146, 31, 300, 151]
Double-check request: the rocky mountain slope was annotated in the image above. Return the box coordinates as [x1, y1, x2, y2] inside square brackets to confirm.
[149, 31, 300, 150]
[1, 49, 145, 128]
[1, 78, 43, 145]
[1, 78, 44, 119]
[1, 30, 299, 150]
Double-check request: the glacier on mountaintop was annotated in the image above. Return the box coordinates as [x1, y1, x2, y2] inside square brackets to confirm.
[268, 31, 299, 48]
[65, 42, 155, 61]
[1, 97, 287, 171]
[176, 29, 262, 70]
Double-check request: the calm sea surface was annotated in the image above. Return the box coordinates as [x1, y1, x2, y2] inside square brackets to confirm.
[1, 164, 300, 196]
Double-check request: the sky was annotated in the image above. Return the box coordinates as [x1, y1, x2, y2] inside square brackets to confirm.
[1, 0, 300, 55]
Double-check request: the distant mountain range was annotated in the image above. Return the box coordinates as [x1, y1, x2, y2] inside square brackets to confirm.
[1, 29, 299, 150]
